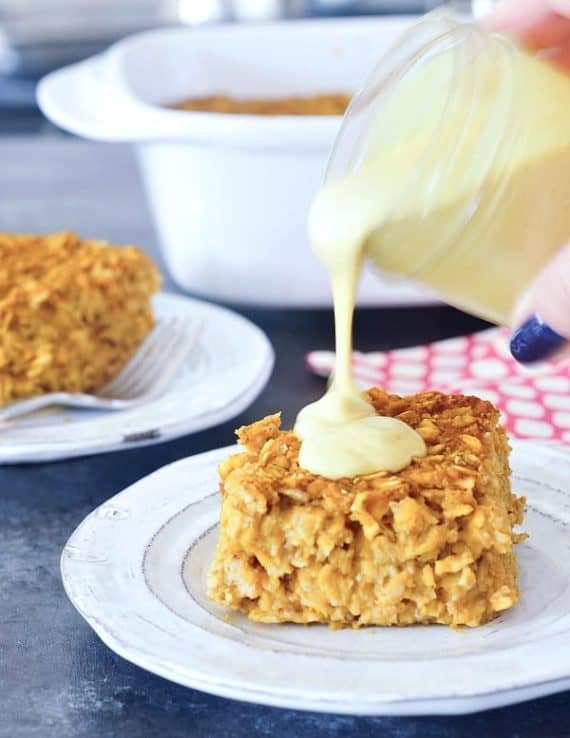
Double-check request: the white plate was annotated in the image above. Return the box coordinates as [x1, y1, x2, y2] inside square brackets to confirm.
[0, 293, 273, 463]
[61, 441, 570, 716]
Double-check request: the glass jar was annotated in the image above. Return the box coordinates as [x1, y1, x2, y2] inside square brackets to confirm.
[323, 13, 570, 324]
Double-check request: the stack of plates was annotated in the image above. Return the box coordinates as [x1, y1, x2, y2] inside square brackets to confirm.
[62, 440, 570, 715]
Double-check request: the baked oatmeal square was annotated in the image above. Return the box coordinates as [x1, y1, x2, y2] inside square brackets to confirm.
[208, 389, 525, 628]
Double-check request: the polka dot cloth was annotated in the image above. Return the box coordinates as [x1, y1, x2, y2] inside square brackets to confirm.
[306, 328, 570, 444]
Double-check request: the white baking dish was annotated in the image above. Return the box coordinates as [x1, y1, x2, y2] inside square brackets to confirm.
[38, 17, 435, 306]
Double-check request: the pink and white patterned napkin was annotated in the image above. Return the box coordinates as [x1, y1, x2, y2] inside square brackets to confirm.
[306, 328, 570, 443]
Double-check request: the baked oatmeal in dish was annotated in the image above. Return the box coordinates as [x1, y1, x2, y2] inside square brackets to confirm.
[170, 93, 351, 116]
[208, 389, 526, 628]
[0, 231, 161, 405]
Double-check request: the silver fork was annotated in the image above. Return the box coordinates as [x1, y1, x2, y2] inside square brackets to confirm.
[0, 316, 201, 421]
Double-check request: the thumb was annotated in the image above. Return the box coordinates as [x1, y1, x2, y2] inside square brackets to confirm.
[550, 0, 570, 16]
[486, 0, 570, 29]
[485, 0, 552, 30]
[510, 243, 570, 363]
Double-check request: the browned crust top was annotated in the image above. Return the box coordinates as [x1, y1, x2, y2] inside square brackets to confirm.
[221, 389, 510, 514]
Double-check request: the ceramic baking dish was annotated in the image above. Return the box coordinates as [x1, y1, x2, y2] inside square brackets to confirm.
[38, 17, 435, 306]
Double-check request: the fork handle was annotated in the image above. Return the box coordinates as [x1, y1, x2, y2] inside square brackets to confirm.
[0, 392, 129, 421]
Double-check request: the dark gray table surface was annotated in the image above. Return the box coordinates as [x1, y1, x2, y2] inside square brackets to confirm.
[1, 138, 568, 738]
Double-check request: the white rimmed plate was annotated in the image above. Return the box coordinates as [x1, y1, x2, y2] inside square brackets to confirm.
[61, 441, 570, 715]
[0, 292, 273, 463]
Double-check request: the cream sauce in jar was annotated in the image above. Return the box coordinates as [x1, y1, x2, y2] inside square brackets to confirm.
[295, 25, 570, 480]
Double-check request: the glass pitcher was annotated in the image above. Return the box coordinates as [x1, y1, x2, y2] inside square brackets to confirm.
[320, 13, 570, 325]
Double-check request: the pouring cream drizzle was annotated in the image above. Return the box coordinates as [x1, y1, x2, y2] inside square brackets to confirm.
[294, 190, 426, 480]
[293, 34, 570, 480]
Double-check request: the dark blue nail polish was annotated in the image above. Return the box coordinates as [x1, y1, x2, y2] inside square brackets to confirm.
[510, 315, 567, 363]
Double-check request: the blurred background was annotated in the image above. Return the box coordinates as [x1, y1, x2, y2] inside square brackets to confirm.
[0, 0, 493, 135]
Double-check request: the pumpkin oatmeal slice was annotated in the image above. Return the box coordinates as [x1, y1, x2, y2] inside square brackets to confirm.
[0, 231, 160, 405]
[207, 390, 525, 628]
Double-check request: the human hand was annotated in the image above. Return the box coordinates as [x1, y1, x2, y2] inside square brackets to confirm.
[509, 244, 570, 363]
[485, 1, 570, 362]
[486, 0, 570, 69]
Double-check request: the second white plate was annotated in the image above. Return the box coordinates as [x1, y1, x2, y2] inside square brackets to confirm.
[0, 292, 274, 463]
[62, 441, 570, 715]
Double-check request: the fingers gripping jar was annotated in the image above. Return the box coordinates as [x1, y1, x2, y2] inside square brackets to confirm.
[314, 13, 570, 324]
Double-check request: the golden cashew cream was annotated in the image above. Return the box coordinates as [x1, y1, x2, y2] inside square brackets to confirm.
[294, 232, 427, 478]
[295, 20, 570, 480]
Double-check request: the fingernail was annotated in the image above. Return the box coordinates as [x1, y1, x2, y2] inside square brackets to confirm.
[510, 315, 567, 363]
